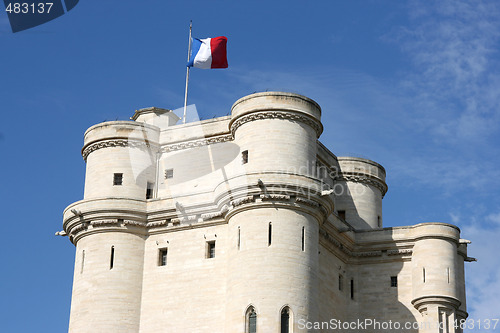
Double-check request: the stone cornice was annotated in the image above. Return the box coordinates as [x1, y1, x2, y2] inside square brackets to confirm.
[387, 249, 413, 256]
[161, 134, 233, 153]
[81, 138, 158, 161]
[67, 219, 148, 243]
[224, 192, 332, 224]
[319, 229, 353, 257]
[456, 309, 469, 320]
[65, 197, 423, 262]
[229, 194, 324, 211]
[335, 173, 388, 197]
[230, 111, 323, 137]
[412, 295, 461, 312]
[319, 228, 414, 261]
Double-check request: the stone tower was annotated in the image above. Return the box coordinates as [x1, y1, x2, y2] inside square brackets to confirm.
[61, 92, 471, 333]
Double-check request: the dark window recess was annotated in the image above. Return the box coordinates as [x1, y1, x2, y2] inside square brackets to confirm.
[378, 216, 381, 227]
[391, 276, 398, 287]
[268, 222, 272, 246]
[339, 274, 343, 291]
[207, 241, 215, 259]
[350, 279, 354, 299]
[146, 182, 154, 199]
[159, 248, 168, 266]
[338, 210, 346, 220]
[165, 169, 174, 179]
[281, 307, 290, 333]
[247, 307, 257, 333]
[237, 227, 241, 250]
[242, 150, 249, 164]
[110, 246, 115, 270]
[113, 173, 123, 186]
[301, 226, 305, 251]
[80, 250, 85, 274]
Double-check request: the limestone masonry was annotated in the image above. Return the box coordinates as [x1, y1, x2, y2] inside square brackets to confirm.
[62, 92, 473, 333]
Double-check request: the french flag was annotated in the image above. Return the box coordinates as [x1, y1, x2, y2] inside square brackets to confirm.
[188, 36, 228, 69]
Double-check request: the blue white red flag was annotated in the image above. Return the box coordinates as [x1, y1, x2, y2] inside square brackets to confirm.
[188, 36, 228, 69]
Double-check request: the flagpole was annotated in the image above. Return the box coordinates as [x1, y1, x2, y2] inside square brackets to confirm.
[183, 21, 192, 124]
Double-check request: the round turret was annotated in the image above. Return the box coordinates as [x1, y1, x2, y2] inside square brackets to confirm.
[65, 120, 159, 332]
[410, 223, 461, 300]
[82, 121, 160, 200]
[229, 91, 322, 175]
[334, 157, 387, 230]
[410, 223, 464, 329]
[223, 92, 331, 331]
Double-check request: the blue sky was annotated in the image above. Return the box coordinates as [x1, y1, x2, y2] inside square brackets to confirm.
[1, 1, 499, 332]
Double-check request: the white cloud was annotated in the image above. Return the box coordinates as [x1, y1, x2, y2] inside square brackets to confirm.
[387, 152, 500, 196]
[404, 2, 500, 318]
[450, 212, 461, 224]
[486, 213, 500, 225]
[394, 0, 500, 143]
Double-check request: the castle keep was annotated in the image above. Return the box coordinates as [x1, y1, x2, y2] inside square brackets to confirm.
[62, 92, 471, 332]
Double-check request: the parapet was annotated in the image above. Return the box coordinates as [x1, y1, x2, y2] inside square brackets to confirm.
[337, 156, 387, 197]
[82, 121, 160, 161]
[229, 91, 323, 137]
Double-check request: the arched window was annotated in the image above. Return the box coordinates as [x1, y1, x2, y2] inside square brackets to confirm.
[246, 306, 257, 333]
[281, 307, 291, 333]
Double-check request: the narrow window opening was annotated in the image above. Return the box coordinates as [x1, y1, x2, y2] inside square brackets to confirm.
[338, 210, 346, 220]
[146, 182, 154, 199]
[301, 226, 305, 251]
[80, 250, 85, 274]
[268, 222, 272, 246]
[281, 307, 290, 333]
[338, 274, 343, 291]
[158, 248, 168, 266]
[378, 216, 381, 227]
[350, 279, 354, 300]
[242, 150, 249, 164]
[423, 268, 426, 283]
[447, 267, 450, 284]
[246, 307, 257, 333]
[110, 246, 115, 270]
[113, 173, 123, 186]
[165, 168, 174, 179]
[391, 276, 398, 287]
[206, 241, 215, 259]
[237, 226, 241, 250]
